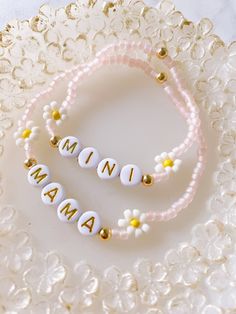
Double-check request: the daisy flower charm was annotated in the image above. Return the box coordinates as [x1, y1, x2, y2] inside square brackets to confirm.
[43, 101, 67, 127]
[14, 120, 40, 148]
[118, 209, 150, 238]
[155, 152, 182, 175]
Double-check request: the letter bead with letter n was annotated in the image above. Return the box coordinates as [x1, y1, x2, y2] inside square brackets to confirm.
[77, 211, 101, 235]
[57, 198, 82, 223]
[58, 136, 82, 158]
[97, 158, 120, 180]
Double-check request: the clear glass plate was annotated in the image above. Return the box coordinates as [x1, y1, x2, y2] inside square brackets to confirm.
[0, 0, 235, 312]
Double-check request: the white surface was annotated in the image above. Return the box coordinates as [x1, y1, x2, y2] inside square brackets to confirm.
[0, 0, 236, 42]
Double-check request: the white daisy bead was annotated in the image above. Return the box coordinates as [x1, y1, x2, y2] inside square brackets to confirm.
[41, 182, 65, 206]
[120, 164, 142, 186]
[57, 198, 82, 223]
[78, 147, 100, 169]
[118, 209, 150, 238]
[27, 164, 50, 187]
[58, 136, 82, 158]
[14, 120, 40, 147]
[97, 158, 120, 180]
[77, 211, 101, 236]
[43, 101, 68, 126]
[155, 151, 182, 175]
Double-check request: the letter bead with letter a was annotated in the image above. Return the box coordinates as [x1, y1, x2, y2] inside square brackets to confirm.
[77, 211, 101, 235]
[41, 182, 65, 206]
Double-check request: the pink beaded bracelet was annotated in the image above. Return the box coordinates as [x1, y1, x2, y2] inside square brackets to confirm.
[14, 41, 207, 240]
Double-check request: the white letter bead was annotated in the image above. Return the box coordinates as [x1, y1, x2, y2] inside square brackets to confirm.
[28, 164, 50, 187]
[41, 182, 65, 206]
[78, 147, 100, 169]
[77, 211, 101, 236]
[57, 198, 82, 223]
[58, 136, 81, 158]
[120, 164, 142, 186]
[97, 158, 120, 180]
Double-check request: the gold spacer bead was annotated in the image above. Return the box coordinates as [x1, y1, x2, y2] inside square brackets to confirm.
[24, 158, 37, 170]
[157, 47, 168, 59]
[99, 228, 112, 240]
[50, 135, 61, 148]
[156, 72, 167, 84]
[142, 174, 154, 187]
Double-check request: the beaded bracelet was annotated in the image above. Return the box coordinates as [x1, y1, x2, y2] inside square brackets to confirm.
[14, 41, 207, 240]
[44, 44, 201, 187]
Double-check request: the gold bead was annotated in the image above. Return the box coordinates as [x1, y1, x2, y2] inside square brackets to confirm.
[24, 158, 37, 169]
[50, 135, 61, 148]
[99, 228, 112, 240]
[156, 72, 167, 84]
[157, 47, 168, 59]
[142, 174, 154, 187]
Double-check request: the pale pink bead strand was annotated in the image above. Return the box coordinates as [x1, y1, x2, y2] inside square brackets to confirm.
[18, 40, 207, 241]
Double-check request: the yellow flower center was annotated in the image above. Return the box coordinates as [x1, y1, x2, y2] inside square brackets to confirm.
[52, 110, 61, 121]
[163, 159, 174, 168]
[21, 128, 32, 139]
[130, 218, 140, 228]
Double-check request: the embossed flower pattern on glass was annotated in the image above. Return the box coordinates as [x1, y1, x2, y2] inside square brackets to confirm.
[203, 42, 236, 76]
[143, 0, 183, 42]
[58, 262, 99, 312]
[63, 35, 90, 63]
[37, 4, 68, 43]
[210, 191, 236, 227]
[219, 130, 236, 159]
[0, 277, 31, 312]
[39, 43, 67, 74]
[13, 58, 45, 88]
[206, 254, 236, 311]
[192, 220, 232, 262]
[167, 289, 206, 313]
[0, 231, 32, 272]
[134, 259, 170, 306]
[195, 76, 225, 109]
[216, 160, 236, 191]
[165, 244, 208, 286]
[177, 18, 222, 60]
[23, 252, 67, 295]
[0, 78, 26, 111]
[101, 266, 137, 312]
[208, 103, 236, 131]
[0, 206, 15, 236]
